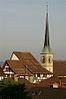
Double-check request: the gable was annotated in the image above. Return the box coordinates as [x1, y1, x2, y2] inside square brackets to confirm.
[11, 54, 19, 60]
[3, 62, 14, 75]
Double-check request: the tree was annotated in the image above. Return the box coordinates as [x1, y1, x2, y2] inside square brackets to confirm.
[0, 78, 31, 99]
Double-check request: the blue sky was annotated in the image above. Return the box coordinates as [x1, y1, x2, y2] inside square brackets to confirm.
[0, 0, 66, 61]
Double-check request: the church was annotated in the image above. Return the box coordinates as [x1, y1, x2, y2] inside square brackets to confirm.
[2, 5, 66, 83]
[40, 5, 66, 78]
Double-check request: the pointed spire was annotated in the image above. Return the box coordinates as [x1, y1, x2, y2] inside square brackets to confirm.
[44, 4, 50, 47]
[41, 4, 52, 54]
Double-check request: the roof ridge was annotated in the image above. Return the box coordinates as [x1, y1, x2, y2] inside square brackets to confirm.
[54, 60, 66, 61]
[13, 51, 30, 53]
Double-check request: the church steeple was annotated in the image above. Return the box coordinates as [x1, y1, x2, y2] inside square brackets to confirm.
[40, 4, 53, 73]
[41, 5, 52, 54]
[44, 5, 50, 47]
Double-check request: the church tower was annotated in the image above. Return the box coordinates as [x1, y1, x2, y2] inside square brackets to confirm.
[40, 5, 53, 73]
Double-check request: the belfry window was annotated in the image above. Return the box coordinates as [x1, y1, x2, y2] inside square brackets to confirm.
[42, 56, 45, 63]
[48, 56, 51, 63]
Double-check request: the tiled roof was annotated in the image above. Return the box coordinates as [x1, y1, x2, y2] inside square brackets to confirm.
[20, 59, 51, 74]
[12, 51, 40, 64]
[6, 60, 32, 75]
[11, 51, 52, 74]
[53, 60, 66, 76]
[38, 76, 66, 87]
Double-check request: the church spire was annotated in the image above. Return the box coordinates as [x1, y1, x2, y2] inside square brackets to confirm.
[41, 4, 52, 54]
[44, 4, 50, 47]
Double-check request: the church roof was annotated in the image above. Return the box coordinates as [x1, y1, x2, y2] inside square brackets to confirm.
[53, 60, 66, 76]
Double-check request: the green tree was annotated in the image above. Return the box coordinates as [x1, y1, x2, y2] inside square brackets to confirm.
[0, 78, 31, 99]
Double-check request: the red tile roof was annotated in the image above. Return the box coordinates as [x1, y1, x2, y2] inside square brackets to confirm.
[11, 51, 40, 64]
[6, 60, 32, 75]
[36, 76, 66, 87]
[10, 51, 52, 74]
[53, 60, 66, 76]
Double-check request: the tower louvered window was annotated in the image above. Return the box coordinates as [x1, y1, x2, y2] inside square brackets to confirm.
[42, 56, 45, 63]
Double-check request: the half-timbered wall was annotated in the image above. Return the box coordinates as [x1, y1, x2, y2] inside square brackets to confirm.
[3, 64, 14, 78]
[34, 73, 53, 82]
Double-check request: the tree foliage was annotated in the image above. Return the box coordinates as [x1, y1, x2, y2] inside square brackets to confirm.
[0, 78, 31, 99]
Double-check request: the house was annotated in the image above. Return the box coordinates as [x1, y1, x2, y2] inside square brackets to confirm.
[2, 52, 52, 83]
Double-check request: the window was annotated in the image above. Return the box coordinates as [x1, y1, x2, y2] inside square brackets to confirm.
[42, 56, 45, 63]
[37, 73, 40, 77]
[48, 56, 51, 63]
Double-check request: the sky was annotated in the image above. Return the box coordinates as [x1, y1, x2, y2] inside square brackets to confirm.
[0, 0, 66, 61]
